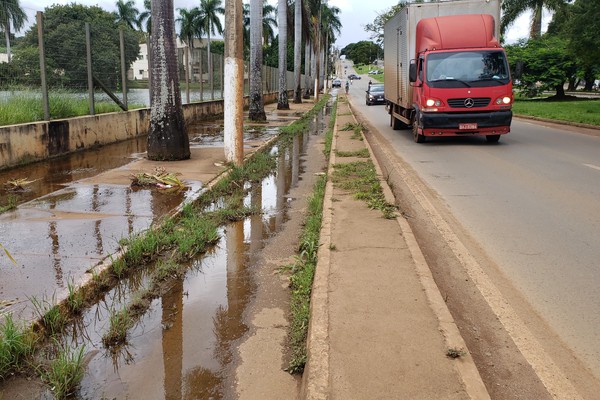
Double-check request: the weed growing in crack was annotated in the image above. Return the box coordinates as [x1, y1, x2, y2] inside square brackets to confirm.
[446, 347, 467, 359]
[29, 295, 66, 336]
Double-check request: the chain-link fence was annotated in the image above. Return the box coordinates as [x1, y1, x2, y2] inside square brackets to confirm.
[1, 7, 305, 127]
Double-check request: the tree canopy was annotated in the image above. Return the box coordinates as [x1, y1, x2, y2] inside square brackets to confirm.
[340, 41, 382, 66]
[17, 4, 140, 89]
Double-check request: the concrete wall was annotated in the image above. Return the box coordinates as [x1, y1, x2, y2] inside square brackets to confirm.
[0, 91, 287, 170]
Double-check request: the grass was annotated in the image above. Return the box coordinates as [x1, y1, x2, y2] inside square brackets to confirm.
[335, 148, 370, 158]
[29, 296, 67, 336]
[41, 345, 86, 399]
[286, 96, 336, 374]
[0, 194, 18, 214]
[332, 161, 397, 219]
[0, 315, 36, 379]
[103, 306, 134, 347]
[0, 91, 144, 126]
[339, 122, 365, 140]
[513, 98, 600, 126]
[288, 174, 327, 373]
[352, 64, 383, 82]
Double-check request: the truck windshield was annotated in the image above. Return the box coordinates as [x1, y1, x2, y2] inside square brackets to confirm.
[426, 50, 510, 88]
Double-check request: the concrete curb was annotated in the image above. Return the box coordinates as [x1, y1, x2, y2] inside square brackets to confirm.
[299, 101, 338, 400]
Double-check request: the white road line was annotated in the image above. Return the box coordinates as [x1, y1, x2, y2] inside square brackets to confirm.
[584, 163, 600, 171]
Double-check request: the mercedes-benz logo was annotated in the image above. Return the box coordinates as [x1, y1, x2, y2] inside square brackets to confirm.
[464, 98, 475, 108]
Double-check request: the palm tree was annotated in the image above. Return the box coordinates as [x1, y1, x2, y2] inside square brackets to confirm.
[242, 1, 276, 53]
[277, 0, 289, 109]
[197, 0, 225, 99]
[115, 0, 140, 30]
[0, 0, 27, 62]
[138, 0, 152, 33]
[148, 0, 190, 161]
[249, 0, 266, 121]
[293, 0, 303, 103]
[177, 7, 202, 48]
[320, 3, 341, 88]
[501, 0, 567, 39]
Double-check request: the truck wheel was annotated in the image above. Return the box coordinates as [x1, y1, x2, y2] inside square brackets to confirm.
[391, 115, 408, 130]
[486, 134, 500, 143]
[412, 118, 426, 143]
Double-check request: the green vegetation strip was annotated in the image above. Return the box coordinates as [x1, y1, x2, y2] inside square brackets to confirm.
[287, 97, 336, 373]
[0, 91, 144, 126]
[513, 99, 600, 126]
[332, 161, 397, 220]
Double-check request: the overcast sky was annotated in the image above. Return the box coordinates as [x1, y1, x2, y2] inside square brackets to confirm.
[19, 0, 538, 47]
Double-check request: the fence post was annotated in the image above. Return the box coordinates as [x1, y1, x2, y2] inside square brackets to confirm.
[119, 29, 128, 109]
[85, 22, 95, 115]
[36, 12, 50, 121]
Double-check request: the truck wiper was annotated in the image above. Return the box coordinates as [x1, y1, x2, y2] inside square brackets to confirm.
[431, 78, 471, 87]
[471, 78, 506, 85]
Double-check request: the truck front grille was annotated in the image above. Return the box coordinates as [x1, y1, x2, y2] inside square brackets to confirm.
[448, 98, 491, 108]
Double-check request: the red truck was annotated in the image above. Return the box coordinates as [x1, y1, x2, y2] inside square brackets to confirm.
[384, 0, 512, 143]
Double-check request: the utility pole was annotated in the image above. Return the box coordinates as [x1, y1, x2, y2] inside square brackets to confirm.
[223, 0, 244, 165]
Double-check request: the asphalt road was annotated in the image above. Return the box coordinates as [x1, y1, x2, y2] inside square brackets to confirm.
[341, 68, 600, 379]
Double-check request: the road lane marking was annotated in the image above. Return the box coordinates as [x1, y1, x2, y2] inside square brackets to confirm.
[584, 163, 600, 171]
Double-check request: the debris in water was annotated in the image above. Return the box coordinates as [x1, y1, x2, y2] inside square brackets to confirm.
[4, 177, 36, 191]
[131, 167, 186, 190]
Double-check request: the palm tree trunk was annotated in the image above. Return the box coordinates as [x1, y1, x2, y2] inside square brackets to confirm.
[147, 0, 190, 161]
[303, 41, 311, 98]
[530, 5, 543, 38]
[277, 0, 289, 110]
[293, 0, 302, 103]
[4, 19, 11, 62]
[249, 0, 266, 121]
[208, 31, 214, 100]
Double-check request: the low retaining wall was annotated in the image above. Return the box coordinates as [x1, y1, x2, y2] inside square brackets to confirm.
[0, 91, 285, 170]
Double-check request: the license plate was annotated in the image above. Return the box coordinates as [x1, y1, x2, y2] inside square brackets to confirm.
[459, 123, 477, 130]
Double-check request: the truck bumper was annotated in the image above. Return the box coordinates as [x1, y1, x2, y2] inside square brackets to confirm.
[420, 110, 512, 136]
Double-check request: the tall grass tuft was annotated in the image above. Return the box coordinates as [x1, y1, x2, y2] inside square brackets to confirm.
[42, 345, 86, 399]
[0, 315, 36, 379]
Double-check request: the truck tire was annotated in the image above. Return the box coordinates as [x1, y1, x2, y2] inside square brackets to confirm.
[391, 115, 408, 130]
[486, 134, 500, 143]
[412, 116, 426, 143]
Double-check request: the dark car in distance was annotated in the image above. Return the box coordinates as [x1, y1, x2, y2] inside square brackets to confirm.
[366, 83, 385, 105]
[348, 74, 361, 80]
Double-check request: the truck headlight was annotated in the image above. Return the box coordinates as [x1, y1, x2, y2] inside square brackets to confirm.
[426, 98, 441, 107]
[495, 96, 512, 105]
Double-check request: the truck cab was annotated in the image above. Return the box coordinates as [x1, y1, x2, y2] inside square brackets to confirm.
[410, 14, 513, 142]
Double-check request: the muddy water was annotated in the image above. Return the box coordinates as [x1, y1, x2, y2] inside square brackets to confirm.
[0, 107, 327, 398]
[72, 135, 311, 399]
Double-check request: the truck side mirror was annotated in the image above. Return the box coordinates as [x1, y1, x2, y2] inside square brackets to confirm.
[409, 62, 417, 83]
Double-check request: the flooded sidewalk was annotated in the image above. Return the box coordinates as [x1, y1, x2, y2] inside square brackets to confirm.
[0, 101, 316, 323]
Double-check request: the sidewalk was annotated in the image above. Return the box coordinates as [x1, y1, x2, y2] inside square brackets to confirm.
[301, 96, 490, 399]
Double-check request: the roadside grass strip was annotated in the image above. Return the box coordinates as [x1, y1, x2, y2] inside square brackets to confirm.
[332, 161, 397, 219]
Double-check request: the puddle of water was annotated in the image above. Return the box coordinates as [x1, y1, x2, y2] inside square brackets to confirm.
[0, 106, 329, 398]
[0, 136, 147, 208]
[188, 121, 279, 147]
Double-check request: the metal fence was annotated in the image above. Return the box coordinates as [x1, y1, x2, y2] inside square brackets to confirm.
[0, 8, 305, 126]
